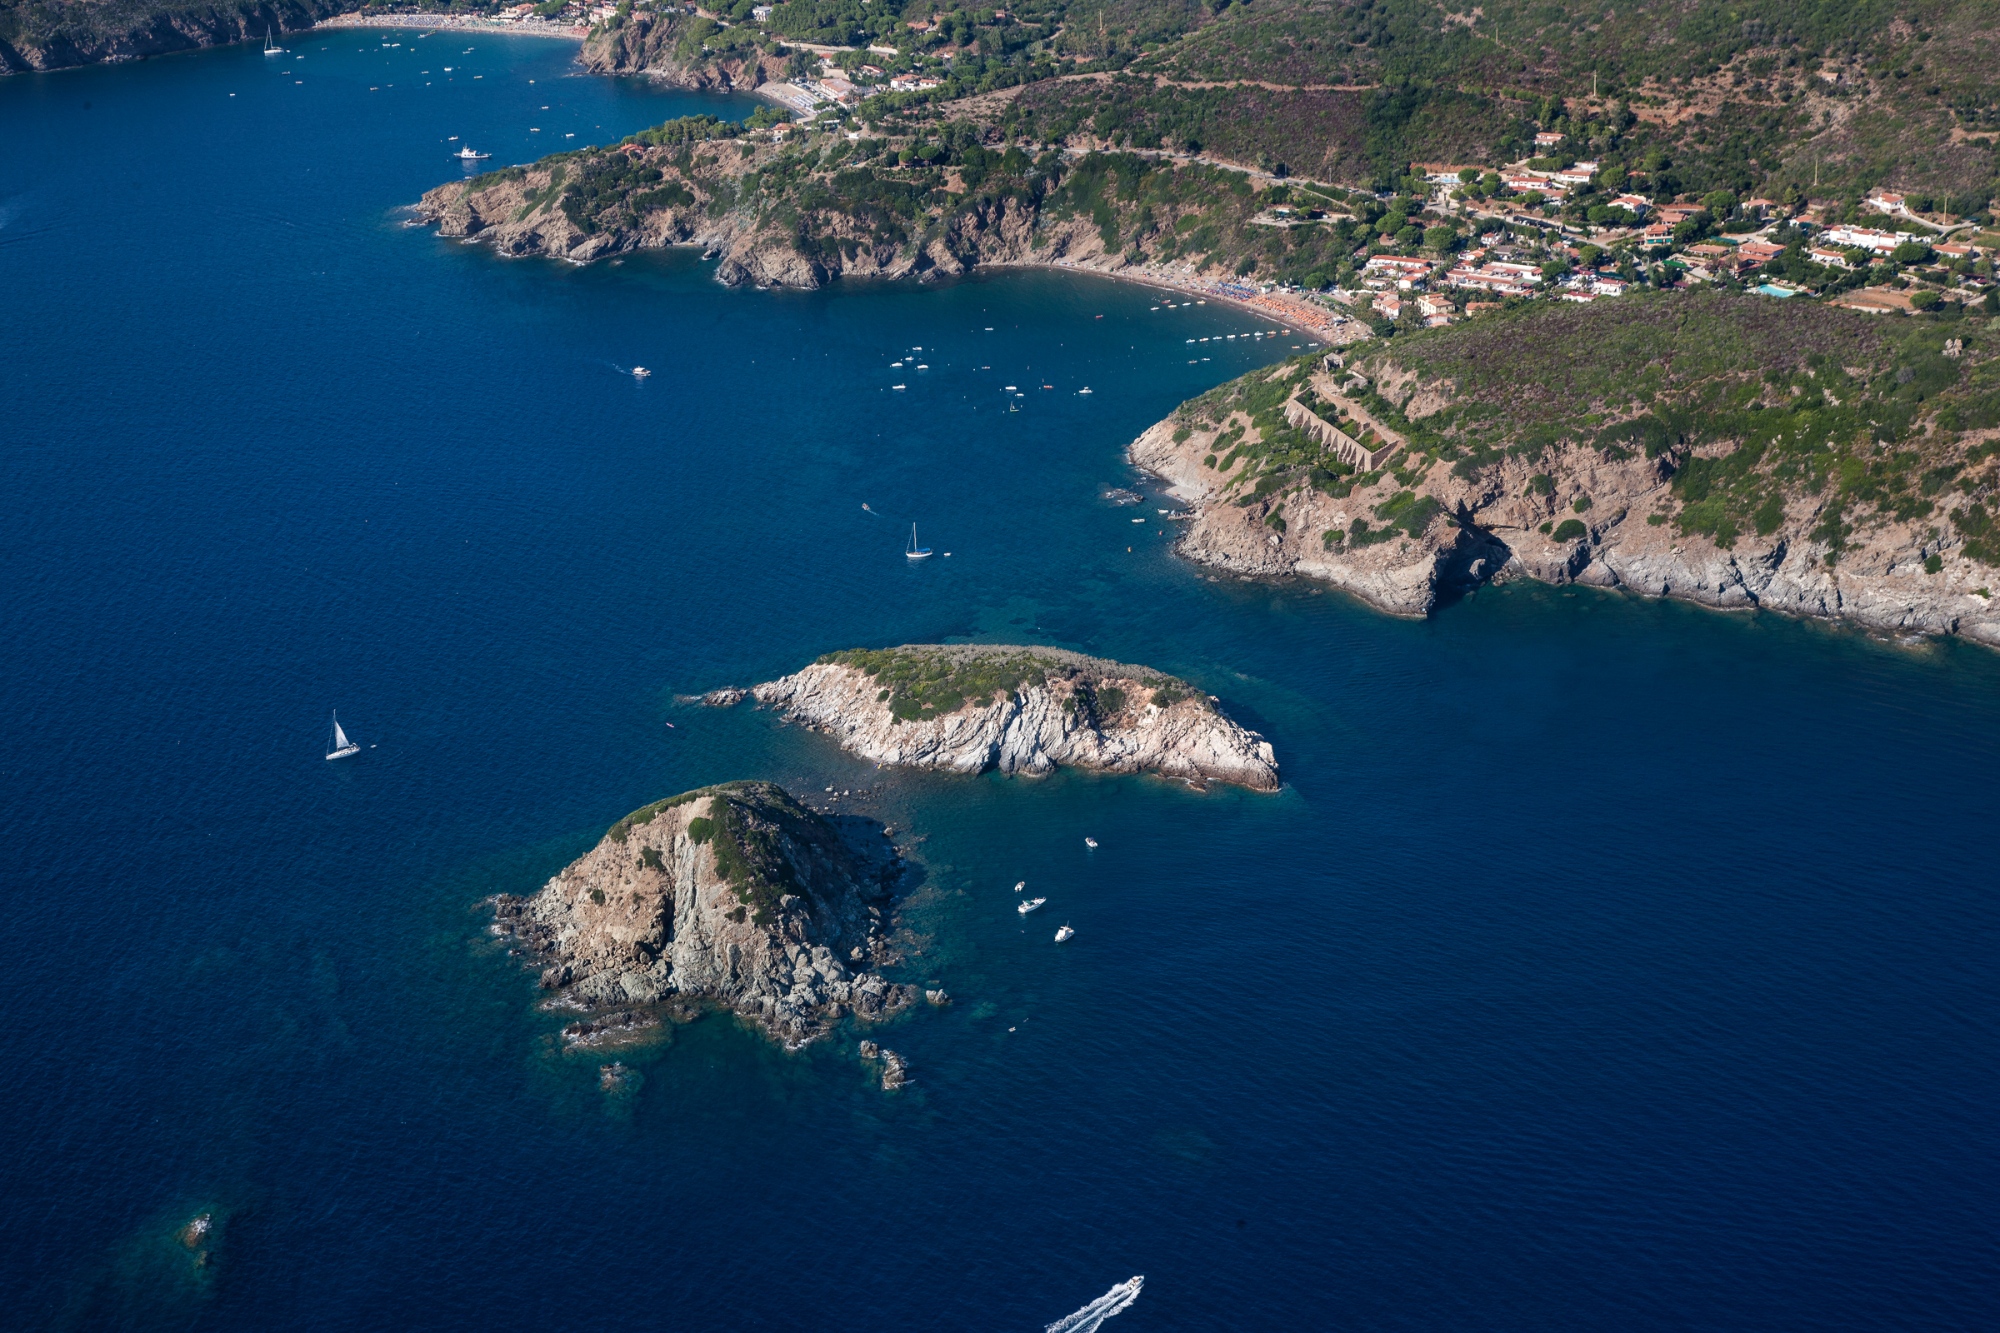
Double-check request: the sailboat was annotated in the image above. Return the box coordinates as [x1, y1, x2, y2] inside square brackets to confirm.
[905, 524, 932, 560]
[326, 711, 360, 761]
[263, 25, 286, 55]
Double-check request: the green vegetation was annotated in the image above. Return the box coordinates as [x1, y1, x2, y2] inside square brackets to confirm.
[605, 782, 838, 927]
[822, 647, 1051, 722]
[1176, 289, 2000, 568]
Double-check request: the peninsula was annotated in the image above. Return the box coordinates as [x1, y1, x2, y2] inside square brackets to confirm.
[1129, 289, 2000, 646]
[491, 780, 916, 1049]
[712, 645, 1281, 792]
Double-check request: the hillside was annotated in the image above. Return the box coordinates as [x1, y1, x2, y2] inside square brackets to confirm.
[0, 0, 341, 72]
[413, 122, 1395, 298]
[1128, 288, 2000, 645]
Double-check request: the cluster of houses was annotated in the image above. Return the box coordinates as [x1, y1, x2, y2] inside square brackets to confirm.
[1340, 142, 1996, 324]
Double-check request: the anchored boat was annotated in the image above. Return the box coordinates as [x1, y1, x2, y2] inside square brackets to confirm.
[905, 524, 932, 560]
[1017, 897, 1046, 915]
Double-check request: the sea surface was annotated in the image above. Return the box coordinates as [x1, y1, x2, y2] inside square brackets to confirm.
[3, 33, 1997, 1333]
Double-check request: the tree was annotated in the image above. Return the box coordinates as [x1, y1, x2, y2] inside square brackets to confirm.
[1891, 240, 1933, 264]
[1424, 225, 1456, 253]
[1909, 289, 1942, 311]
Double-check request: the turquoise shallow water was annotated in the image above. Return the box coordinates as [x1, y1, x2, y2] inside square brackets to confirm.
[3, 33, 1999, 1333]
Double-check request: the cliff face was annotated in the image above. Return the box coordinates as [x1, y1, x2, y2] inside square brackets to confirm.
[0, 0, 340, 73]
[492, 781, 915, 1048]
[1131, 298, 2000, 648]
[730, 645, 1281, 791]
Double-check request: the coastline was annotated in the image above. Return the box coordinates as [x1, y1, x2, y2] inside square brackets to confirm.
[315, 13, 586, 40]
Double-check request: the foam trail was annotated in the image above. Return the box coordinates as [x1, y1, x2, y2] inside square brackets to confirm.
[1045, 1276, 1143, 1333]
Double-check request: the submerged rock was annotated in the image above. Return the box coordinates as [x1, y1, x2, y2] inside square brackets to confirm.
[746, 645, 1279, 792]
[493, 781, 917, 1048]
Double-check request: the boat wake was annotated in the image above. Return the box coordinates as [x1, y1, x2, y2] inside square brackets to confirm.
[1046, 1276, 1143, 1333]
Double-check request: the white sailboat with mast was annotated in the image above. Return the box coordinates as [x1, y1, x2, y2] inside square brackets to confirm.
[263, 24, 286, 55]
[905, 524, 932, 560]
[326, 711, 360, 761]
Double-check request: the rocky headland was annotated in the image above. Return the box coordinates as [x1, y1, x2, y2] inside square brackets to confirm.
[1131, 291, 2000, 648]
[491, 780, 917, 1049]
[711, 644, 1280, 791]
[0, 0, 346, 73]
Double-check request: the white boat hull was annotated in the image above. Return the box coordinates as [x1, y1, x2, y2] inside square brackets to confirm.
[326, 745, 360, 761]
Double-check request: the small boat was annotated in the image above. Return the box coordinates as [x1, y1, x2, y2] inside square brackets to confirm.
[264, 26, 286, 55]
[1013, 881, 1025, 893]
[1017, 897, 1046, 915]
[1055, 924, 1074, 942]
[916, 364, 929, 370]
[1078, 387, 1093, 395]
[891, 384, 906, 391]
[631, 366, 651, 378]
[1084, 837, 1098, 848]
[906, 524, 932, 560]
[326, 711, 360, 761]
[455, 146, 490, 161]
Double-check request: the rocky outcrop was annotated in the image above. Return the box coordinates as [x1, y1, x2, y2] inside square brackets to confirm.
[1132, 356, 2000, 648]
[492, 781, 916, 1049]
[413, 138, 1135, 286]
[722, 645, 1280, 791]
[1, 0, 342, 74]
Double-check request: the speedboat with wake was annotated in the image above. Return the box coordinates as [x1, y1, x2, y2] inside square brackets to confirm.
[1017, 897, 1045, 915]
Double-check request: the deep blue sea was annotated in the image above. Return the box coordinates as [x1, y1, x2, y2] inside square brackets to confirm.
[3, 32, 1998, 1333]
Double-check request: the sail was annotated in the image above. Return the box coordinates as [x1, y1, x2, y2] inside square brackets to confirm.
[332, 718, 350, 749]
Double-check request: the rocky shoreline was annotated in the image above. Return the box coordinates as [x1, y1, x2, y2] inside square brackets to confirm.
[491, 781, 917, 1050]
[712, 644, 1280, 792]
[1128, 310, 2000, 649]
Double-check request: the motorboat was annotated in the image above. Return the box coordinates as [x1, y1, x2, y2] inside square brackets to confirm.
[1013, 881, 1025, 893]
[1017, 897, 1045, 915]
[455, 146, 490, 160]
[1084, 837, 1098, 848]
[1055, 924, 1074, 942]
[631, 366, 651, 378]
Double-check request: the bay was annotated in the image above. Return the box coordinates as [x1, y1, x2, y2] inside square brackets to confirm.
[2, 33, 1996, 1333]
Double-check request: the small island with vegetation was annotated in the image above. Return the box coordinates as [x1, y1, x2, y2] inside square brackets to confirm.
[1130, 287, 2000, 646]
[710, 644, 1281, 791]
[491, 780, 918, 1050]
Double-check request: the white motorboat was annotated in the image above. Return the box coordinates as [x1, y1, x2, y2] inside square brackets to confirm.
[1084, 837, 1098, 848]
[1055, 924, 1074, 942]
[325, 711, 360, 761]
[1017, 897, 1045, 915]
[905, 524, 932, 560]
[455, 146, 490, 160]
[1078, 387, 1093, 395]
[1013, 881, 1025, 893]
[631, 366, 651, 378]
